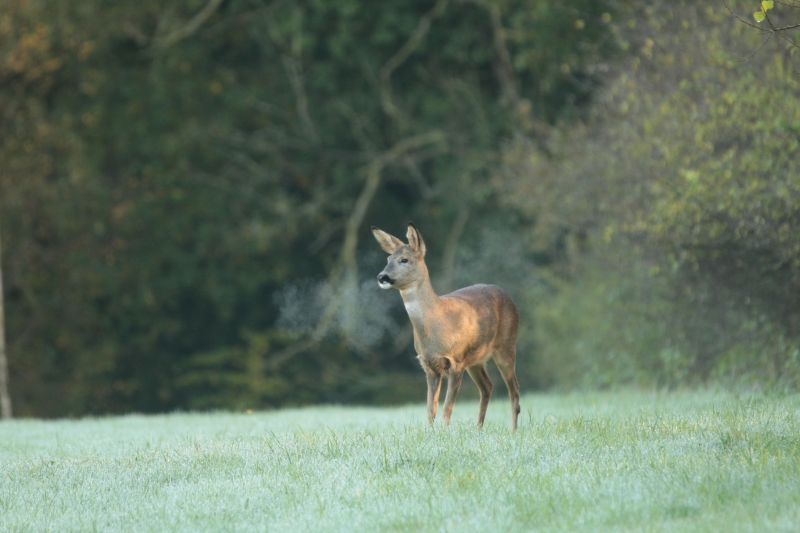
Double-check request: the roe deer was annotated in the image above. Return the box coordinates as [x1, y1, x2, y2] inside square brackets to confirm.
[371, 223, 521, 431]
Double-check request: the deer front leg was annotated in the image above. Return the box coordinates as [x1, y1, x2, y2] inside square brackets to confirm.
[426, 373, 442, 425]
[441, 369, 464, 426]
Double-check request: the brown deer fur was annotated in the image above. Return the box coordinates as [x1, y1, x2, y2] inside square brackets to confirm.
[371, 223, 521, 431]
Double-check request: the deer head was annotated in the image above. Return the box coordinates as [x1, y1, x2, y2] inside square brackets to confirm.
[371, 223, 428, 291]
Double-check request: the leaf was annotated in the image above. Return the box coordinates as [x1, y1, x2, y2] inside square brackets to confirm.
[754, 11, 765, 22]
[762, 1, 774, 11]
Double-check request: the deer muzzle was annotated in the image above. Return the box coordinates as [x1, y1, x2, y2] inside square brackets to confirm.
[377, 273, 395, 289]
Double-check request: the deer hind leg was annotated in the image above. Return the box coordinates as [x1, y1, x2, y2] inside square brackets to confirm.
[467, 364, 493, 426]
[441, 368, 464, 426]
[493, 348, 520, 432]
[426, 373, 442, 425]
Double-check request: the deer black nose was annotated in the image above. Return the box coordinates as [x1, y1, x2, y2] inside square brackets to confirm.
[378, 274, 393, 284]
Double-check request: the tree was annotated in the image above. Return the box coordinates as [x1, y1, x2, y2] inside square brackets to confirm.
[0, 0, 619, 415]
[496, 1, 800, 389]
[0, 228, 11, 419]
[724, 0, 800, 56]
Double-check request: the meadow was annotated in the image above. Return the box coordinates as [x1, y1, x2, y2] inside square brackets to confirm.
[1, 390, 799, 532]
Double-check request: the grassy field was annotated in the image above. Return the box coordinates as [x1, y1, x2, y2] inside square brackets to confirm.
[1, 390, 799, 532]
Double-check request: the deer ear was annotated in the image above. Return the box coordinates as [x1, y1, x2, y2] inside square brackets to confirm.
[371, 226, 403, 254]
[406, 222, 426, 257]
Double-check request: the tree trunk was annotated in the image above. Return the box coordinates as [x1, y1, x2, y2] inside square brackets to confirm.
[0, 228, 12, 419]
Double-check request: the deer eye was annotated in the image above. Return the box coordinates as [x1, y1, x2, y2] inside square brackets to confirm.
[400, 258, 409, 264]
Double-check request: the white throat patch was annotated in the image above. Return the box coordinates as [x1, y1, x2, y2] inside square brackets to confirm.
[404, 301, 422, 318]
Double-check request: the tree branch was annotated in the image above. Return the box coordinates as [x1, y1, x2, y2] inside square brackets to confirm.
[469, 0, 539, 133]
[153, 0, 225, 49]
[281, 8, 321, 144]
[723, 0, 800, 54]
[314, 131, 447, 337]
[487, 2, 520, 106]
[379, 0, 449, 121]
[402, 157, 435, 200]
[263, 131, 446, 368]
[283, 55, 322, 144]
[438, 200, 470, 294]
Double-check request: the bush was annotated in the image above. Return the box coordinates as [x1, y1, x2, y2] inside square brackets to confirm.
[500, 1, 800, 391]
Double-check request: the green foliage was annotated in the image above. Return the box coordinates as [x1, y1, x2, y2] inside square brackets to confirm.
[3, 392, 800, 531]
[753, 0, 774, 22]
[0, 0, 618, 416]
[11, 0, 797, 414]
[532, 255, 675, 389]
[498, 1, 800, 391]
[176, 330, 296, 410]
[606, 2, 800, 349]
[529, 244, 800, 392]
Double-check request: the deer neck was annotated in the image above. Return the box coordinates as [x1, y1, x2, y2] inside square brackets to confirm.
[398, 277, 440, 326]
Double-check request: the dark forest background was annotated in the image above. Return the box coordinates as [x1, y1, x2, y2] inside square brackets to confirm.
[2, 0, 799, 417]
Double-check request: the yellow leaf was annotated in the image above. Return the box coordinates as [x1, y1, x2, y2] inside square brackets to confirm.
[603, 225, 614, 243]
[762, 0, 774, 11]
[754, 11, 765, 22]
